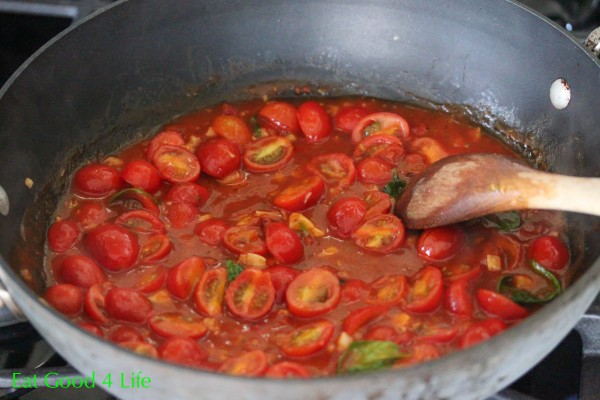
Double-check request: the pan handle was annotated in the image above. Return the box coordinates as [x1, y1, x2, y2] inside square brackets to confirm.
[575, 297, 600, 400]
[0, 280, 26, 327]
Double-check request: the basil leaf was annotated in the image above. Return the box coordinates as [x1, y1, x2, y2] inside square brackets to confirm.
[225, 259, 244, 283]
[381, 170, 406, 199]
[498, 260, 562, 304]
[249, 115, 262, 138]
[484, 211, 521, 232]
[337, 340, 404, 374]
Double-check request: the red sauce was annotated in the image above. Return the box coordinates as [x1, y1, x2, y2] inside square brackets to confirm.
[43, 97, 570, 377]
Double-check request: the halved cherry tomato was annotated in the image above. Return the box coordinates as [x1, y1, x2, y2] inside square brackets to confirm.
[305, 153, 356, 187]
[212, 114, 252, 146]
[285, 268, 341, 318]
[258, 102, 300, 135]
[83, 223, 139, 271]
[476, 289, 529, 320]
[193, 267, 227, 316]
[418, 325, 459, 344]
[146, 130, 185, 160]
[119, 341, 158, 358]
[402, 343, 440, 365]
[195, 219, 230, 246]
[219, 350, 268, 377]
[364, 325, 413, 345]
[73, 163, 123, 197]
[139, 233, 173, 263]
[165, 183, 210, 206]
[47, 219, 81, 253]
[334, 105, 370, 133]
[110, 326, 143, 343]
[528, 235, 569, 271]
[342, 305, 388, 334]
[148, 312, 207, 339]
[132, 265, 167, 293]
[72, 202, 109, 230]
[243, 136, 294, 173]
[104, 287, 152, 323]
[351, 112, 410, 143]
[340, 279, 369, 305]
[225, 268, 275, 320]
[45, 284, 83, 316]
[405, 266, 443, 313]
[417, 226, 466, 262]
[352, 214, 405, 254]
[166, 256, 206, 299]
[459, 318, 507, 349]
[265, 222, 304, 264]
[196, 139, 241, 179]
[327, 197, 367, 238]
[366, 274, 408, 306]
[57, 255, 105, 289]
[158, 337, 208, 368]
[298, 101, 332, 142]
[280, 320, 334, 356]
[273, 174, 324, 212]
[109, 188, 160, 215]
[164, 202, 198, 229]
[151, 144, 201, 183]
[116, 209, 165, 234]
[265, 361, 310, 378]
[353, 134, 404, 164]
[78, 322, 104, 337]
[356, 157, 394, 185]
[84, 284, 109, 323]
[265, 265, 300, 305]
[121, 160, 162, 194]
[363, 191, 392, 220]
[442, 263, 482, 282]
[444, 279, 473, 316]
[223, 225, 268, 256]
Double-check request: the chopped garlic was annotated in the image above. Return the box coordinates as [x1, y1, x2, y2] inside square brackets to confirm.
[103, 156, 123, 168]
[317, 247, 339, 257]
[486, 254, 502, 271]
[205, 127, 217, 137]
[390, 312, 411, 331]
[185, 135, 202, 152]
[238, 253, 267, 269]
[337, 332, 354, 352]
[24, 178, 34, 189]
[289, 213, 324, 237]
[197, 213, 212, 222]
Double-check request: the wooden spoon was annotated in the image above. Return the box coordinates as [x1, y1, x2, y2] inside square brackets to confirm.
[395, 153, 600, 229]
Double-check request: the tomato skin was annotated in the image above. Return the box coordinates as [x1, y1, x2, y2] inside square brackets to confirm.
[444, 279, 473, 316]
[418, 326, 459, 344]
[110, 326, 143, 343]
[57, 255, 105, 289]
[265, 361, 310, 378]
[528, 235, 569, 271]
[243, 136, 294, 173]
[78, 322, 104, 337]
[476, 289, 529, 320]
[47, 219, 81, 253]
[285, 268, 341, 318]
[83, 223, 140, 271]
[166, 256, 206, 299]
[195, 218, 230, 246]
[139, 233, 173, 263]
[298, 101, 332, 142]
[356, 157, 394, 185]
[280, 320, 334, 357]
[73, 202, 109, 230]
[342, 305, 388, 334]
[219, 350, 268, 377]
[73, 163, 123, 197]
[225, 268, 275, 320]
[334, 105, 370, 133]
[351, 112, 410, 143]
[104, 287, 152, 323]
[132, 265, 168, 293]
[327, 197, 367, 238]
[148, 312, 207, 339]
[196, 139, 241, 179]
[165, 183, 210, 206]
[405, 266, 443, 313]
[116, 209, 165, 234]
[353, 134, 404, 164]
[45, 284, 83, 315]
[340, 279, 369, 305]
[366, 274, 408, 306]
[460, 318, 507, 349]
[164, 202, 199, 229]
[84, 284, 109, 323]
[121, 160, 162, 194]
[363, 190, 392, 219]
[146, 130, 185, 160]
[353, 214, 406, 254]
[258, 102, 300, 135]
[305, 153, 356, 187]
[223, 225, 268, 256]
[265, 222, 304, 264]
[151, 144, 201, 184]
[194, 267, 227, 316]
[273, 174, 325, 212]
[417, 226, 466, 261]
[212, 114, 252, 146]
[159, 337, 208, 368]
[265, 265, 300, 305]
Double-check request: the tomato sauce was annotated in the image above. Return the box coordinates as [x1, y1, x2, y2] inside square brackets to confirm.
[43, 96, 571, 377]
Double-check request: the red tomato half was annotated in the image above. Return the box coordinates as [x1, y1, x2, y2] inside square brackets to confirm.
[73, 163, 123, 197]
[223, 225, 268, 256]
[356, 157, 394, 185]
[165, 183, 210, 206]
[166, 256, 206, 299]
[363, 191, 392, 219]
[405, 266, 443, 313]
[149, 312, 208, 339]
[353, 134, 404, 163]
[280, 320, 334, 356]
[139, 233, 173, 263]
[84, 284, 109, 323]
[115, 209, 165, 234]
[258, 102, 300, 135]
[476, 289, 529, 320]
[83, 223, 139, 271]
[219, 350, 268, 377]
[194, 267, 227, 317]
[265, 266, 300, 305]
[265, 222, 304, 264]
[196, 139, 241, 179]
[417, 226, 466, 261]
[212, 114, 252, 146]
[119, 341, 158, 358]
[327, 197, 367, 238]
[459, 318, 507, 349]
[265, 362, 310, 378]
[444, 279, 473, 317]
[334, 105, 370, 133]
[195, 219, 230, 246]
[132, 265, 167, 293]
[528, 235, 569, 271]
[352, 215, 405, 254]
[45, 284, 83, 316]
[104, 288, 152, 324]
[225, 268, 275, 321]
[285, 268, 341, 318]
[298, 101, 332, 142]
[78, 322, 104, 337]
[342, 305, 388, 334]
[351, 112, 410, 143]
[164, 202, 199, 229]
[366, 274, 408, 306]
[72, 202, 109, 230]
[159, 337, 208, 368]
[47, 219, 81, 253]
[305, 153, 356, 187]
[57, 255, 105, 289]
[121, 160, 162, 194]
[340, 279, 369, 305]
[151, 144, 201, 183]
[146, 130, 185, 160]
[273, 174, 324, 212]
[110, 326, 143, 343]
[243, 136, 294, 173]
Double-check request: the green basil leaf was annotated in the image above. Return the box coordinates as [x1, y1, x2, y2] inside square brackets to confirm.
[381, 170, 406, 199]
[498, 260, 562, 304]
[337, 340, 404, 374]
[225, 259, 244, 283]
[484, 211, 521, 232]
